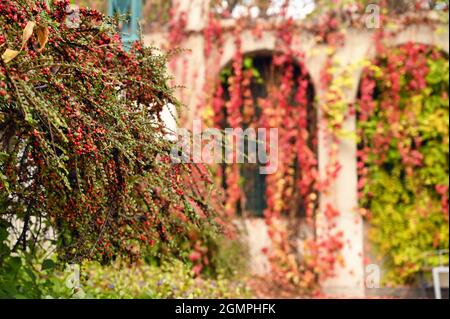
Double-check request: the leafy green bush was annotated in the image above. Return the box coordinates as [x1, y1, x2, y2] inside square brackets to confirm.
[80, 259, 251, 299]
[0, 222, 72, 298]
[1, 216, 249, 299]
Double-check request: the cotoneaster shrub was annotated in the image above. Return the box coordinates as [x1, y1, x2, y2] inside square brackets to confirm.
[0, 0, 219, 270]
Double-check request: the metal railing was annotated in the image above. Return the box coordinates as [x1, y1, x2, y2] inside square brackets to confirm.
[423, 249, 449, 299]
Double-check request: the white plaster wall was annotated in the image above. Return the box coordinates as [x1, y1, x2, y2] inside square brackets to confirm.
[241, 219, 272, 275]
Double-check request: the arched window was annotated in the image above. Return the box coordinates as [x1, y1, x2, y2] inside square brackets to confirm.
[218, 52, 317, 218]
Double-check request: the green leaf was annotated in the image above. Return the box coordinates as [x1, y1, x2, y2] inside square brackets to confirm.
[42, 259, 55, 271]
[243, 57, 253, 69]
[9, 257, 22, 271]
[24, 267, 37, 281]
[0, 225, 8, 242]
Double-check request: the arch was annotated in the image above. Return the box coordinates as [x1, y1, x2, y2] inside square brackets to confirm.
[353, 42, 449, 105]
[390, 24, 450, 54]
[218, 31, 279, 70]
[217, 29, 320, 71]
[330, 25, 450, 106]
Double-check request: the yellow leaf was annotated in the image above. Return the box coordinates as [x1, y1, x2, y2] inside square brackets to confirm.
[21, 21, 36, 50]
[326, 46, 336, 55]
[36, 26, 49, 52]
[2, 49, 20, 63]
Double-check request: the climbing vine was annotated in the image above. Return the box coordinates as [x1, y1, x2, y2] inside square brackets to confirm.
[194, 5, 346, 294]
[163, 0, 449, 292]
[358, 43, 449, 284]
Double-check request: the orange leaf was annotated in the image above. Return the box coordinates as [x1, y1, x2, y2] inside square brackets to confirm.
[1, 49, 20, 63]
[36, 26, 49, 52]
[21, 21, 36, 50]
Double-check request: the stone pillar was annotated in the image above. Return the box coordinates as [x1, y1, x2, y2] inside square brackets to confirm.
[173, 0, 209, 31]
[318, 111, 365, 297]
[317, 29, 373, 298]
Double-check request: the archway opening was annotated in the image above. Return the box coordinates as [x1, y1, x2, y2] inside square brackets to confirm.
[216, 51, 317, 223]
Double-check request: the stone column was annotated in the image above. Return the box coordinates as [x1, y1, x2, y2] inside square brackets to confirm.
[317, 29, 373, 298]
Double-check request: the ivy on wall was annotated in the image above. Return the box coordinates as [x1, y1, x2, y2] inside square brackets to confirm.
[358, 43, 449, 284]
[165, 0, 449, 292]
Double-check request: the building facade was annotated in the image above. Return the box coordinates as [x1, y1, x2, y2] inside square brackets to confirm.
[106, 0, 449, 297]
